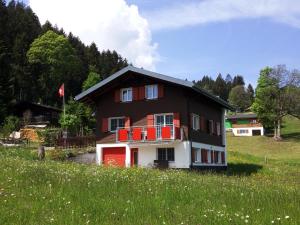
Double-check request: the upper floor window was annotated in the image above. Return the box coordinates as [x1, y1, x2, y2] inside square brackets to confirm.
[216, 122, 221, 136]
[121, 88, 132, 102]
[192, 114, 200, 130]
[145, 85, 158, 99]
[109, 117, 125, 132]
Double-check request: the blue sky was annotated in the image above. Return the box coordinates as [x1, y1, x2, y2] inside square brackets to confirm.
[26, 0, 300, 87]
[127, 0, 300, 86]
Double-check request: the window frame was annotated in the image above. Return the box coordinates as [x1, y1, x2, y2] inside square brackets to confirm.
[108, 116, 125, 133]
[192, 114, 200, 131]
[145, 84, 158, 100]
[120, 87, 133, 102]
[157, 148, 175, 162]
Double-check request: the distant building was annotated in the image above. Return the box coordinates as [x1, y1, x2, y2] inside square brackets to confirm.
[225, 113, 264, 136]
[10, 101, 62, 141]
[13, 101, 61, 127]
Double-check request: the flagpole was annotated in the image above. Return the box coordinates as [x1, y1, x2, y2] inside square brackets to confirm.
[63, 85, 65, 124]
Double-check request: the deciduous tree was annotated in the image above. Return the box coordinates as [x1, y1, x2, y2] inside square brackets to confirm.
[252, 65, 300, 140]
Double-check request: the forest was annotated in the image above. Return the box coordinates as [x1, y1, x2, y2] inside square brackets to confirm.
[0, 0, 128, 123]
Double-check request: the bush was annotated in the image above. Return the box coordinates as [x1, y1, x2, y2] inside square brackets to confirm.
[37, 128, 62, 147]
[1, 116, 20, 138]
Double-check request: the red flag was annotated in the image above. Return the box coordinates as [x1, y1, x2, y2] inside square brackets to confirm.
[58, 84, 64, 97]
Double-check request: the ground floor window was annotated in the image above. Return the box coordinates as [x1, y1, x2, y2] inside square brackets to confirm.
[157, 148, 175, 161]
[237, 129, 249, 134]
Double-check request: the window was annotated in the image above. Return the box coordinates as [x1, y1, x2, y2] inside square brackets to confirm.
[192, 148, 200, 163]
[192, 114, 200, 130]
[121, 88, 132, 102]
[216, 122, 221, 136]
[237, 129, 249, 134]
[145, 85, 158, 99]
[157, 148, 175, 161]
[109, 117, 125, 132]
[155, 113, 174, 139]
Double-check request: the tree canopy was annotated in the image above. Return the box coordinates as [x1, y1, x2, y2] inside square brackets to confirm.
[228, 85, 251, 112]
[0, 1, 128, 124]
[252, 65, 300, 140]
[27, 30, 80, 105]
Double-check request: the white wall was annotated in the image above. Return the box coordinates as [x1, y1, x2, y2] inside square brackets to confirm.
[137, 141, 191, 168]
[232, 127, 264, 136]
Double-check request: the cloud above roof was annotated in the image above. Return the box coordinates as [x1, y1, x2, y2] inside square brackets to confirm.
[29, 0, 158, 70]
[146, 0, 300, 31]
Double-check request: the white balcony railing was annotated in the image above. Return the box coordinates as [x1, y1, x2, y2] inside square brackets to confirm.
[116, 125, 181, 143]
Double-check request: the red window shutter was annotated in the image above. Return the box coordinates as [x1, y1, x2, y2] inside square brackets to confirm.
[147, 114, 154, 126]
[173, 113, 180, 127]
[125, 117, 130, 127]
[214, 122, 218, 135]
[201, 149, 207, 163]
[114, 89, 120, 102]
[138, 86, 145, 100]
[174, 112, 180, 139]
[158, 84, 164, 98]
[221, 152, 225, 164]
[133, 87, 139, 101]
[102, 118, 108, 132]
[201, 117, 206, 132]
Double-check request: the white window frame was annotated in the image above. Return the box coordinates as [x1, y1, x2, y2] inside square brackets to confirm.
[121, 87, 132, 102]
[108, 117, 125, 133]
[192, 114, 200, 130]
[145, 84, 158, 100]
[237, 129, 249, 134]
[207, 150, 212, 164]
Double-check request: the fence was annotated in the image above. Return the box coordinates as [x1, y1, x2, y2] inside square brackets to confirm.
[56, 136, 96, 148]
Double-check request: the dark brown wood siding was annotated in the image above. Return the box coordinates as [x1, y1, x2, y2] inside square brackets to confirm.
[95, 76, 189, 143]
[92, 71, 224, 146]
[188, 96, 223, 146]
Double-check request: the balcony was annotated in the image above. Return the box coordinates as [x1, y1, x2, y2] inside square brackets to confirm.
[116, 125, 182, 143]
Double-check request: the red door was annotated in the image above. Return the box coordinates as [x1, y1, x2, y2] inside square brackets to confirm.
[130, 148, 138, 167]
[102, 147, 126, 167]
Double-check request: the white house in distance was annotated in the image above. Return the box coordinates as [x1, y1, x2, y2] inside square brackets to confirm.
[225, 113, 264, 136]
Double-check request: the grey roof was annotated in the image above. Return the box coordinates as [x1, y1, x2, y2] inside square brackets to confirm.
[75, 65, 234, 110]
[226, 113, 257, 119]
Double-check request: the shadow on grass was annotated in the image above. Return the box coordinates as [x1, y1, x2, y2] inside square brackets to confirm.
[226, 163, 263, 176]
[281, 132, 300, 141]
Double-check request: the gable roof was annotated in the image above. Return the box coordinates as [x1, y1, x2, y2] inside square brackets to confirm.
[226, 113, 257, 119]
[75, 65, 234, 110]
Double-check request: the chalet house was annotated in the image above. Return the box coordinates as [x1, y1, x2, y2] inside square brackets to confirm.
[225, 113, 264, 136]
[75, 66, 234, 169]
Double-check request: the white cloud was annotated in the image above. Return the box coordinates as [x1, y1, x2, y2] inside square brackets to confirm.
[146, 0, 300, 30]
[29, 0, 158, 70]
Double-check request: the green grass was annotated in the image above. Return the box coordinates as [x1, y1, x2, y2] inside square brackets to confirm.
[0, 116, 299, 225]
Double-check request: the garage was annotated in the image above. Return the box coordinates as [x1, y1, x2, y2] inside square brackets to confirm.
[252, 130, 261, 136]
[102, 147, 126, 167]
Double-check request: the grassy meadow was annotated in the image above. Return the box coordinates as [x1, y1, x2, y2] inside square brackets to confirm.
[0, 117, 299, 225]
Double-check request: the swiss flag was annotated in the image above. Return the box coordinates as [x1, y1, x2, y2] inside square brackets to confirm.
[58, 84, 64, 97]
